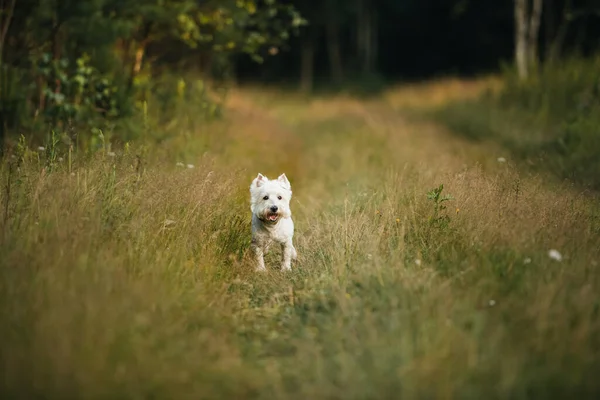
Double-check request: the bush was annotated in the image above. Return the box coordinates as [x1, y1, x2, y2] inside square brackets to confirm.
[431, 57, 600, 189]
[1, 61, 226, 155]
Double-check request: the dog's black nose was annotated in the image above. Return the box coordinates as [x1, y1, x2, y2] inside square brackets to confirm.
[270, 205, 278, 212]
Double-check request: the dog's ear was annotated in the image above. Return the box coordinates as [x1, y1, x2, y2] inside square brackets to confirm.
[277, 173, 291, 190]
[252, 173, 267, 188]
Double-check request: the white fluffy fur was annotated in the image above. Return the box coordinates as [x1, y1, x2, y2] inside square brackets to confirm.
[250, 173, 297, 271]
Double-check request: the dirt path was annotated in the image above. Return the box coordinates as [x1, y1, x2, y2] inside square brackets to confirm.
[219, 86, 599, 397]
[225, 86, 599, 261]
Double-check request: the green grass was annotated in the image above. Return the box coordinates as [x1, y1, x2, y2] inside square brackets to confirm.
[1, 85, 600, 399]
[426, 58, 600, 190]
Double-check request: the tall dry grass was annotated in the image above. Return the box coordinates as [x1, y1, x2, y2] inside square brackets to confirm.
[1, 83, 599, 399]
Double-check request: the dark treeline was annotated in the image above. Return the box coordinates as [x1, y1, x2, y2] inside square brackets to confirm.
[0, 0, 598, 147]
[237, 0, 600, 87]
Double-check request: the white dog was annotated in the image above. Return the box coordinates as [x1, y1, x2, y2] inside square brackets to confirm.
[250, 173, 297, 271]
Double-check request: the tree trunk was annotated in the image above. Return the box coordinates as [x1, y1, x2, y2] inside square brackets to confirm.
[198, 51, 213, 80]
[127, 41, 147, 90]
[527, 0, 543, 72]
[544, 0, 555, 60]
[357, 0, 377, 74]
[0, 0, 16, 65]
[514, 0, 529, 80]
[326, 19, 344, 84]
[300, 36, 314, 93]
[133, 44, 145, 76]
[357, 0, 365, 71]
[573, 12, 589, 54]
[364, 7, 373, 73]
[547, 0, 573, 63]
[372, 11, 378, 73]
[0, 0, 16, 153]
[128, 22, 153, 90]
[35, 75, 46, 118]
[116, 38, 131, 70]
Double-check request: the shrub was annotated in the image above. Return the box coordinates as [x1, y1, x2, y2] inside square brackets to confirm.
[431, 57, 600, 189]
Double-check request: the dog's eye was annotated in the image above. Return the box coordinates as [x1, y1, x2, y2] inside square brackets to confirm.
[263, 195, 269, 200]
[277, 195, 282, 200]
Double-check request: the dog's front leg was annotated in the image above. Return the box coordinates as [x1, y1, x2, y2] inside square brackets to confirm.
[252, 243, 266, 272]
[281, 241, 294, 271]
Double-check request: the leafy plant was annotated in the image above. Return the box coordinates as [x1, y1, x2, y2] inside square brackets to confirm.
[0, 0, 305, 149]
[34, 53, 120, 128]
[426, 183, 453, 230]
[43, 130, 61, 171]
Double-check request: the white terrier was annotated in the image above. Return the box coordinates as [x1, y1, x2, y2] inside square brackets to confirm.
[250, 173, 297, 271]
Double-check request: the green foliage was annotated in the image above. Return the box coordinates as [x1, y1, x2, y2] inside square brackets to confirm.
[0, 0, 304, 149]
[34, 53, 119, 125]
[430, 57, 600, 189]
[43, 130, 62, 171]
[190, 0, 306, 63]
[426, 184, 453, 230]
[0, 65, 26, 142]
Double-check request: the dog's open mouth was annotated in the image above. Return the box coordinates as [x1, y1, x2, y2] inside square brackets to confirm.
[266, 212, 279, 222]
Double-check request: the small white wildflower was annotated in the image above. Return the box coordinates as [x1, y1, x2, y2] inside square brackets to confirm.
[366, 253, 372, 260]
[107, 152, 116, 157]
[497, 157, 506, 163]
[548, 249, 562, 262]
[489, 299, 496, 307]
[186, 164, 195, 169]
[38, 146, 45, 151]
[58, 157, 64, 162]
[176, 162, 185, 167]
[415, 259, 422, 266]
[523, 257, 532, 264]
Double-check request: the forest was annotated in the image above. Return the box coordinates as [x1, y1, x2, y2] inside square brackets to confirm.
[1, 0, 599, 146]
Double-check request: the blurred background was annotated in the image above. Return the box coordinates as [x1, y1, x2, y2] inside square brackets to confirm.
[2, 0, 599, 186]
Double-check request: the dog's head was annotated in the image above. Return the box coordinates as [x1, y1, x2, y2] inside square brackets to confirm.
[250, 173, 292, 223]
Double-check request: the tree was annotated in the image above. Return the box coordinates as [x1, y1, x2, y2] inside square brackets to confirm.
[514, 0, 543, 80]
[0, 0, 304, 142]
[295, 0, 352, 92]
[0, 0, 16, 151]
[299, 30, 316, 93]
[0, 0, 16, 64]
[294, 0, 323, 93]
[356, 0, 378, 74]
[324, 0, 346, 85]
[545, 0, 600, 63]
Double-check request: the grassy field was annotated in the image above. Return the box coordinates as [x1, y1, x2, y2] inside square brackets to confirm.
[1, 80, 600, 399]
[423, 58, 600, 190]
